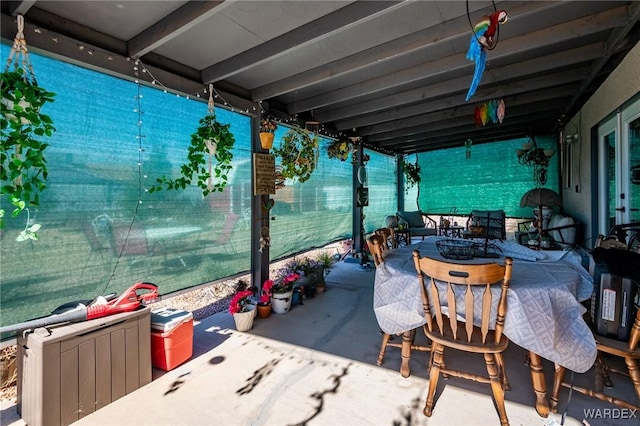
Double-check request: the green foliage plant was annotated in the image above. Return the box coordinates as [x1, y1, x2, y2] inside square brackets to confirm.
[402, 158, 421, 191]
[327, 140, 351, 161]
[272, 127, 319, 183]
[1, 68, 56, 231]
[149, 114, 235, 196]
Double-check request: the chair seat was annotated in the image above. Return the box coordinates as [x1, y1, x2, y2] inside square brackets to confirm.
[425, 320, 509, 354]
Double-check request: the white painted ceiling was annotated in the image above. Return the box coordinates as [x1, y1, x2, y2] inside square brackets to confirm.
[2, 0, 639, 154]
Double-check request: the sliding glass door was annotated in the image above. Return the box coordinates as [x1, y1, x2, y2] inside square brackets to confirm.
[597, 97, 640, 234]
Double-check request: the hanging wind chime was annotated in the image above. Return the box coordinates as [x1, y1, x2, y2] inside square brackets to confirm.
[465, 139, 473, 159]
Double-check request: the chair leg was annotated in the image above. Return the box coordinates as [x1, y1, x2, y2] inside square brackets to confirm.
[624, 357, 640, 400]
[424, 343, 444, 417]
[550, 364, 565, 413]
[595, 354, 613, 390]
[495, 352, 511, 391]
[484, 352, 509, 426]
[377, 333, 392, 366]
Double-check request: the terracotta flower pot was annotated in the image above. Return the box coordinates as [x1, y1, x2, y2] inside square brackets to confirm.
[257, 304, 272, 318]
[259, 132, 274, 150]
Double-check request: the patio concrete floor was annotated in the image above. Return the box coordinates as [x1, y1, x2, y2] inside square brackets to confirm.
[1, 255, 638, 426]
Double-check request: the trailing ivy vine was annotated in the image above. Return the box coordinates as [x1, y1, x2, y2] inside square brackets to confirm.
[1, 68, 56, 230]
[149, 114, 235, 196]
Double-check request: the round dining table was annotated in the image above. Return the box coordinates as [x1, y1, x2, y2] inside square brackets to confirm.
[373, 236, 597, 417]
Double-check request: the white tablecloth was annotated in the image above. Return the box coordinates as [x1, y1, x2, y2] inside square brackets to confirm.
[373, 237, 597, 373]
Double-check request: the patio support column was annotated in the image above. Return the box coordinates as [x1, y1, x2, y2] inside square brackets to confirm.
[352, 143, 365, 262]
[251, 113, 270, 292]
[397, 154, 405, 212]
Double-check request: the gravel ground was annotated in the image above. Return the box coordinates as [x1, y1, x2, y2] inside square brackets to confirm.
[0, 242, 346, 403]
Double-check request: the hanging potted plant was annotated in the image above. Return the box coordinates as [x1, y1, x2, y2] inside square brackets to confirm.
[327, 140, 351, 161]
[1, 59, 56, 237]
[149, 112, 235, 196]
[402, 156, 422, 210]
[402, 159, 421, 191]
[272, 127, 319, 183]
[259, 116, 277, 150]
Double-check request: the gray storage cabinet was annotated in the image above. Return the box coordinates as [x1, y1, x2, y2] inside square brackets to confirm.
[17, 308, 151, 426]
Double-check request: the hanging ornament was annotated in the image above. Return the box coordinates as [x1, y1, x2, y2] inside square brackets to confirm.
[480, 103, 488, 126]
[497, 98, 506, 123]
[472, 98, 505, 127]
[474, 105, 483, 127]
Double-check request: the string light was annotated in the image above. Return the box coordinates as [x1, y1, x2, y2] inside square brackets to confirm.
[24, 20, 397, 156]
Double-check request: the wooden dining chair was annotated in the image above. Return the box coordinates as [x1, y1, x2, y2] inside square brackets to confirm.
[550, 231, 640, 412]
[368, 235, 431, 371]
[367, 234, 388, 267]
[374, 227, 393, 250]
[413, 250, 513, 426]
[551, 310, 640, 412]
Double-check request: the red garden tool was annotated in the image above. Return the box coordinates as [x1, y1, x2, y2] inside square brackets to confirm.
[0, 282, 159, 335]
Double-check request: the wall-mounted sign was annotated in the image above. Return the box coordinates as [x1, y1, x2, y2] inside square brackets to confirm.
[357, 187, 369, 207]
[253, 153, 276, 195]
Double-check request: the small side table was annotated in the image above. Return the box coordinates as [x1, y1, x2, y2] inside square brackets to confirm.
[439, 225, 464, 238]
[394, 229, 411, 247]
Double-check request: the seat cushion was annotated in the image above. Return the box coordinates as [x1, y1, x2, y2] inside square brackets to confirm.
[410, 227, 438, 237]
[397, 211, 425, 228]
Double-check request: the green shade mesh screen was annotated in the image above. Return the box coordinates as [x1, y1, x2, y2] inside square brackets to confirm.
[269, 128, 353, 260]
[0, 44, 349, 331]
[416, 137, 559, 217]
[362, 149, 398, 232]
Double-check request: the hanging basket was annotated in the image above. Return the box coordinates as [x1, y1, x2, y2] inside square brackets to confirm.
[259, 132, 275, 150]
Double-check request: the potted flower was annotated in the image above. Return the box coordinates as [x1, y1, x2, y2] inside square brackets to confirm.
[257, 280, 273, 318]
[272, 127, 319, 183]
[281, 256, 321, 297]
[228, 289, 256, 331]
[315, 252, 336, 294]
[327, 140, 351, 161]
[270, 272, 299, 314]
[149, 113, 235, 197]
[1, 67, 56, 236]
[259, 116, 277, 150]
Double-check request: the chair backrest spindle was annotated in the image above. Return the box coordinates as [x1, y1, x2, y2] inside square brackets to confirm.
[413, 250, 512, 346]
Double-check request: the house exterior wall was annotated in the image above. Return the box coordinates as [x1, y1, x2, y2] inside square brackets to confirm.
[563, 41, 640, 244]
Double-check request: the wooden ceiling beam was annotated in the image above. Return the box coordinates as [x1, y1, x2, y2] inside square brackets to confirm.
[251, 1, 553, 101]
[358, 84, 578, 137]
[379, 114, 559, 152]
[367, 98, 568, 143]
[335, 66, 588, 131]
[314, 43, 603, 123]
[128, 1, 228, 58]
[201, 1, 404, 84]
[295, 6, 626, 115]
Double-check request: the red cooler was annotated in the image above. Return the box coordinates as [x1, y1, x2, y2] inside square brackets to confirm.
[150, 308, 194, 371]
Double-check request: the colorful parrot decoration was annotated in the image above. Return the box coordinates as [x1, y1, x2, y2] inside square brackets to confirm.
[465, 10, 508, 102]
